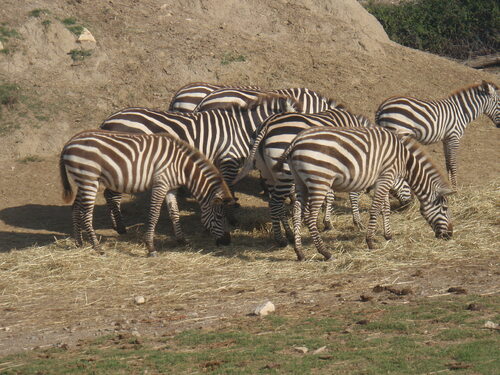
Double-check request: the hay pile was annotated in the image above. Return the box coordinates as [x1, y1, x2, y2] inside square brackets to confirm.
[0, 180, 498, 350]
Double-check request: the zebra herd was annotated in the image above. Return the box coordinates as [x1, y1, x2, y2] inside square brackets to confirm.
[59, 81, 499, 259]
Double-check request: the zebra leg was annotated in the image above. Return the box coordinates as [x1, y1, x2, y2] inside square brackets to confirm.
[304, 194, 332, 261]
[104, 188, 127, 234]
[72, 192, 84, 247]
[292, 196, 305, 261]
[443, 137, 459, 189]
[323, 191, 335, 231]
[165, 190, 187, 245]
[78, 184, 101, 253]
[269, 192, 289, 247]
[145, 184, 168, 257]
[365, 178, 392, 250]
[381, 195, 392, 241]
[349, 192, 364, 229]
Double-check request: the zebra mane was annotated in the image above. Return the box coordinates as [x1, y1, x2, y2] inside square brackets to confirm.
[247, 92, 303, 113]
[449, 81, 499, 98]
[160, 133, 234, 201]
[400, 136, 450, 190]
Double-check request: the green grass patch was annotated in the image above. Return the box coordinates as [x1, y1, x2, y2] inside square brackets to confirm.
[28, 8, 50, 18]
[1, 295, 498, 374]
[0, 83, 20, 107]
[221, 52, 247, 65]
[17, 155, 43, 163]
[68, 49, 92, 62]
[61, 17, 84, 36]
[0, 23, 20, 43]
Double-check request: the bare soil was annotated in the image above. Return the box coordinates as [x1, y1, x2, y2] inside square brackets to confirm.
[0, 0, 498, 357]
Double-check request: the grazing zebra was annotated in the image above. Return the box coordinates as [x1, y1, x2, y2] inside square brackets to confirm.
[275, 127, 454, 261]
[233, 107, 413, 246]
[169, 82, 260, 112]
[376, 81, 500, 188]
[101, 93, 300, 227]
[169, 82, 336, 114]
[59, 130, 234, 256]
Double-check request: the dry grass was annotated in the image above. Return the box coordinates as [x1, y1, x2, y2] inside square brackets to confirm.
[0, 178, 498, 351]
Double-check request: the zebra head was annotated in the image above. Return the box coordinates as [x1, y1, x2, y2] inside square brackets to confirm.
[200, 195, 234, 246]
[419, 187, 454, 240]
[479, 81, 500, 127]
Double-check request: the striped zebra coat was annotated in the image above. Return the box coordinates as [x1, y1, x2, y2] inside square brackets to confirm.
[376, 81, 500, 188]
[276, 127, 454, 261]
[169, 82, 336, 114]
[232, 107, 413, 246]
[101, 93, 299, 226]
[59, 130, 234, 256]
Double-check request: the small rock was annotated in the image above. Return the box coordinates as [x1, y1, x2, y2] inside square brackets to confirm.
[313, 346, 327, 355]
[253, 301, 275, 316]
[484, 321, 499, 330]
[131, 330, 141, 337]
[134, 296, 146, 305]
[77, 28, 96, 43]
[360, 294, 373, 302]
[294, 346, 308, 354]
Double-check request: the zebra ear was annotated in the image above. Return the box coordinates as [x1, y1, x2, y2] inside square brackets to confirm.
[480, 81, 494, 95]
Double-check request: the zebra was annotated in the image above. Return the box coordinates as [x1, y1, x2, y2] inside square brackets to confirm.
[232, 107, 413, 246]
[60, 130, 235, 256]
[100, 93, 300, 230]
[275, 127, 454, 261]
[376, 81, 500, 189]
[169, 82, 336, 114]
[168, 82, 260, 113]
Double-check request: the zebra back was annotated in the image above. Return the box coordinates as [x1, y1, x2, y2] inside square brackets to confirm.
[61, 130, 233, 203]
[234, 107, 372, 184]
[376, 80, 500, 141]
[169, 82, 261, 112]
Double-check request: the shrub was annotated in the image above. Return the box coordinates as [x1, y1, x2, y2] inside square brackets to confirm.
[364, 0, 500, 59]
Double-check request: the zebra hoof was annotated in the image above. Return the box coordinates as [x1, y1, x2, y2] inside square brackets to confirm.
[295, 251, 305, 261]
[148, 251, 158, 257]
[384, 234, 393, 241]
[323, 222, 333, 231]
[321, 252, 333, 261]
[176, 237, 188, 245]
[276, 238, 288, 248]
[366, 239, 376, 250]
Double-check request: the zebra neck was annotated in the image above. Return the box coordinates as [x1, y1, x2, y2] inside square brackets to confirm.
[404, 143, 442, 202]
[448, 88, 483, 128]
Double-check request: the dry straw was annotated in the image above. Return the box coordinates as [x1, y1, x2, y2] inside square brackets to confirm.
[0, 179, 498, 337]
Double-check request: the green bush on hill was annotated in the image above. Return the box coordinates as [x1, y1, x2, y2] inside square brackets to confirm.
[364, 0, 499, 59]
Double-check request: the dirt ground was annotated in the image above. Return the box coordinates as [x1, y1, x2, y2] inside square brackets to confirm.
[0, 0, 499, 357]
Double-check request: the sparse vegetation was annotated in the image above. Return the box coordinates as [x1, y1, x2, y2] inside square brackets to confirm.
[68, 49, 92, 61]
[221, 52, 247, 65]
[0, 23, 20, 42]
[0, 295, 498, 374]
[17, 155, 43, 163]
[28, 8, 50, 18]
[61, 17, 84, 36]
[0, 83, 20, 107]
[364, 0, 500, 59]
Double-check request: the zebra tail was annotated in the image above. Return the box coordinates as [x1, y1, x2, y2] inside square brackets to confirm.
[59, 154, 74, 203]
[232, 120, 271, 185]
[272, 142, 294, 174]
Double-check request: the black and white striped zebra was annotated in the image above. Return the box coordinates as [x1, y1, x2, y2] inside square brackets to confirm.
[100, 93, 300, 226]
[275, 127, 454, 261]
[376, 81, 500, 188]
[169, 82, 260, 113]
[233, 107, 413, 246]
[169, 82, 336, 114]
[59, 130, 234, 256]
